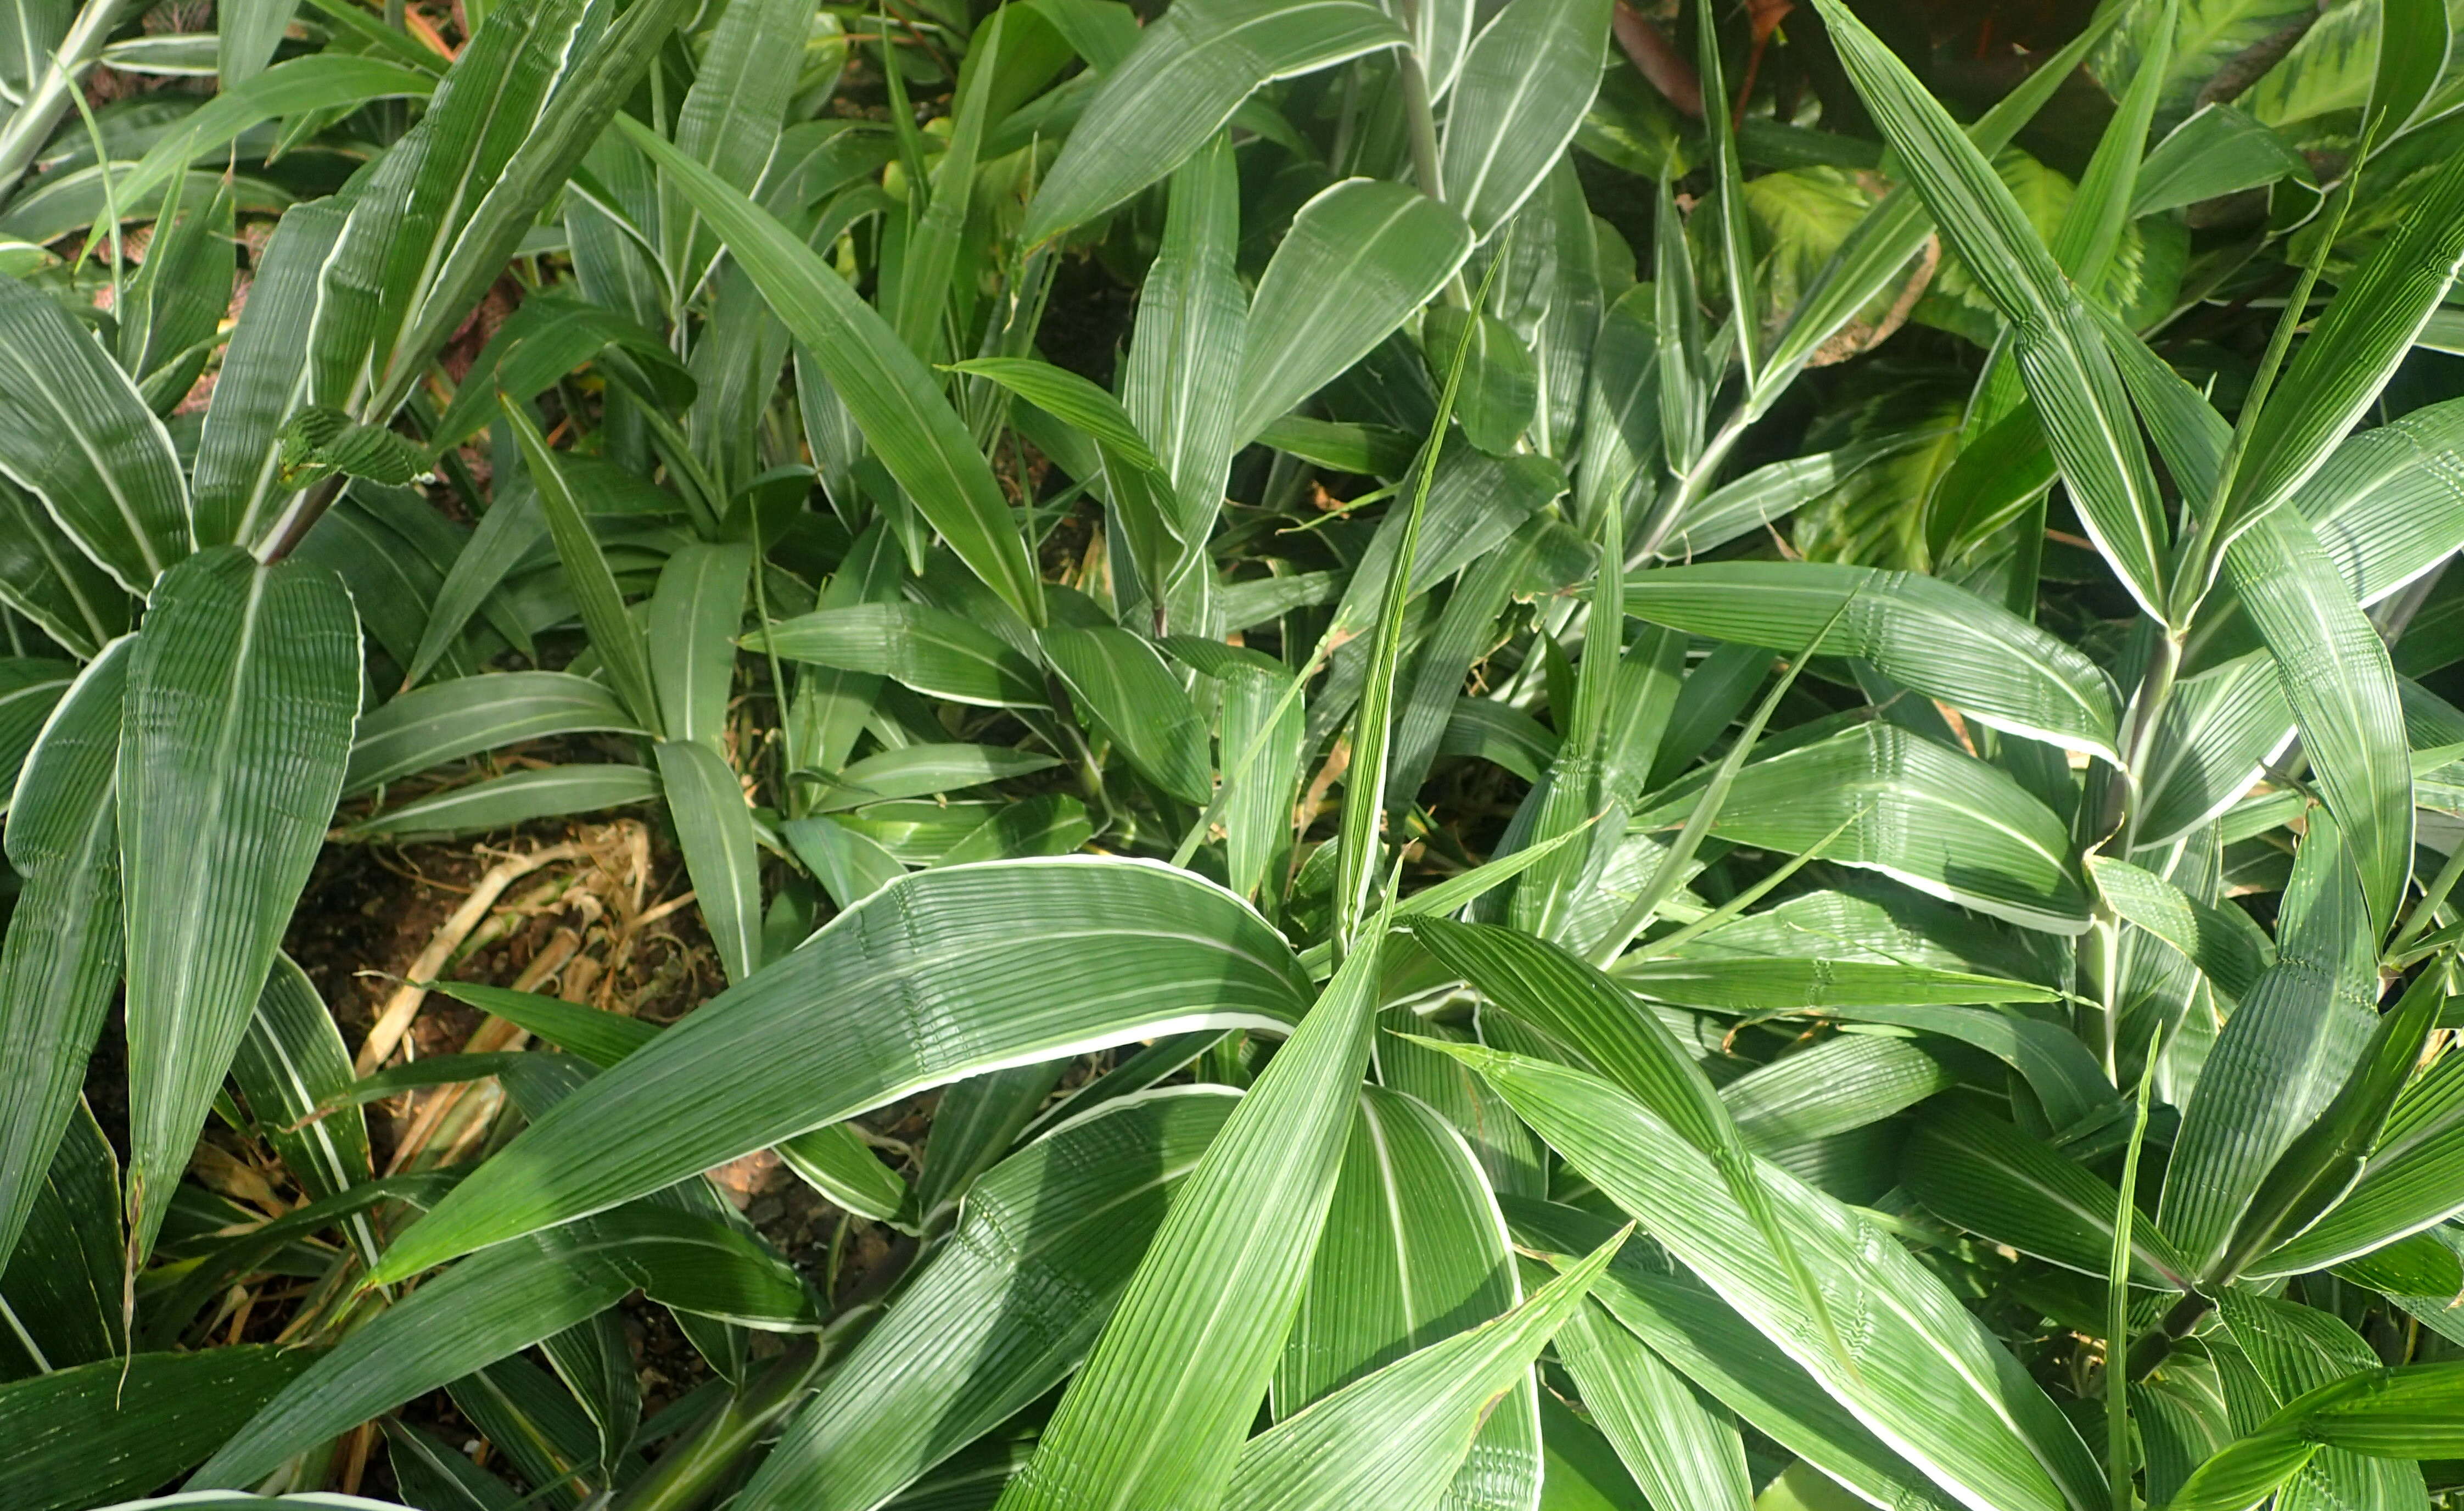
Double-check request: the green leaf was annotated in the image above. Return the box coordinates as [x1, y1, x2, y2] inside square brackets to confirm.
[344, 671, 645, 796]
[120, 547, 359, 1263]
[1760, 5, 2120, 390]
[1449, 1044, 2102, 1511]
[2166, 1361, 2464, 1511]
[1508, 1199, 1961, 1511]
[1123, 134, 1247, 592]
[1553, 1296, 1754, 1511]
[737, 1088, 1242, 1511]
[656, 739, 764, 984]
[1221, 1227, 1627, 1511]
[617, 113, 1044, 625]
[749, 602, 1048, 708]
[1041, 625, 1213, 805]
[1275, 1085, 1542, 1508]
[2085, 854, 2271, 999]
[432, 980, 908, 1226]
[274, 405, 436, 490]
[808, 744, 1062, 811]
[1902, 1100, 2192, 1288]
[1436, 0, 1614, 237]
[2292, 393, 2464, 611]
[2130, 105, 2309, 217]
[501, 401, 663, 736]
[368, 859, 1310, 1284]
[190, 195, 352, 551]
[2159, 813, 2379, 1278]
[994, 925, 1388, 1511]
[1623, 562, 2120, 760]
[2255, 1051, 2464, 1275]
[341, 763, 661, 841]
[0, 1348, 316, 1511]
[231, 954, 371, 1210]
[1407, 917, 1852, 1376]
[1809, 0, 2170, 623]
[1169, 641, 1304, 901]
[0, 1105, 122, 1373]
[0, 483, 130, 659]
[1021, 0, 1405, 243]
[194, 1204, 816, 1488]
[356, 0, 696, 422]
[2219, 150, 2464, 546]
[662, 0, 812, 292]
[1613, 956, 2058, 1011]
[954, 356, 1187, 612]
[1640, 722, 2092, 934]
[2222, 509, 2413, 934]
[647, 542, 751, 746]
[0, 643, 127, 1274]
[114, 54, 437, 210]
[0, 277, 190, 592]
[1233, 179, 1476, 445]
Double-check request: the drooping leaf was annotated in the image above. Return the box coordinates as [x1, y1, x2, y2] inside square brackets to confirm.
[1022, 0, 1406, 243]
[368, 859, 1311, 1284]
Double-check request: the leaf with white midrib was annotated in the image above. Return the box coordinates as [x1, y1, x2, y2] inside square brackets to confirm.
[119, 549, 360, 1263]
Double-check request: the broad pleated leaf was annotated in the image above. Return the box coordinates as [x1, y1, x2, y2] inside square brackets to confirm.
[341, 762, 660, 841]
[1220, 1228, 1625, 1511]
[2166, 1361, 2464, 1511]
[194, 1204, 814, 1488]
[748, 603, 1046, 708]
[1902, 1101, 2191, 1288]
[115, 55, 439, 212]
[2221, 150, 2464, 539]
[1553, 1296, 1754, 1511]
[1407, 917, 1846, 1373]
[2136, 652, 2292, 847]
[2292, 394, 2464, 609]
[1444, 1043, 2102, 1511]
[0, 1348, 316, 1511]
[433, 980, 909, 1225]
[0, 642, 129, 1273]
[1435, 0, 1613, 237]
[1275, 1085, 1541, 1511]
[1043, 625, 1213, 805]
[647, 542, 752, 745]
[1508, 1199, 1961, 1511]
[738, 1088, 1241, 1511]
[120, 547, 360, 1262]
[656, 739, 763, 984]
[1233, 179, 1475, 445]
[994, 924, 1388, 1511]
[2085, 854, 2270, 999]
[1623, 562, 2120, 759]
[2222, 509, 2413, 934]
[344, 670, 643, 795]
[1810, 0, 2169, 622]
[617, 114, 1044, 624]
[1022, 0, 1405, 243]
[2159, 815, 2378, 1278]
[1641, 722, 2091, 934]
[0, 278, 189, 592]
[369, 859, 1309, 1283]
[0, 484, 130, 659]
[229, 955, 371, 1211]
